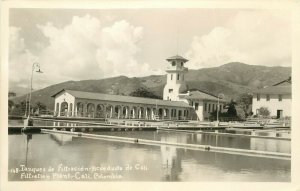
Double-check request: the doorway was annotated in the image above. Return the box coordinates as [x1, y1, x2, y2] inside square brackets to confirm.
[277, 110, 283, 119]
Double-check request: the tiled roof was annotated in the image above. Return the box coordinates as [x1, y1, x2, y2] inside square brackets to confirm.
[52, 89, 193, 108]
[254, 77, 291, 94]
[273, 77, 291, 86]
[166, 55, 189, 62]
[254, 86, 291, 94]
[180, 90, 226, 102]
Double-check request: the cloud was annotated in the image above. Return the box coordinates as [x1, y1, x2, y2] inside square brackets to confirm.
[95, 20, 149, 77]
[185, 10, 291, 69]
[10, 15, 150, 91]
[9, 27, 38, 89]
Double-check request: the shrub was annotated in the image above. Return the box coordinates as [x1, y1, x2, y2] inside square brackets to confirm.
[258, 107, 270, 117]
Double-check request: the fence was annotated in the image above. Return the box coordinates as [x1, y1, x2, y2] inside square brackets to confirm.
[9, 108, 54, 117]
[208, 116, 244, 122]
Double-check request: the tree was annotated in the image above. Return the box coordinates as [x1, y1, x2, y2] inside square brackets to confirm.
[9, 100, 28, 116]
[33, 101, 47, 115]
[236, 106, 246, 120]
[8, 100, 15, 113]
[34, 101, 47, 111]
[236, 93, 253, 117]
[226, 100, 237, 117]
[258, 107, 270, 117]
[129, 87, 162, 99]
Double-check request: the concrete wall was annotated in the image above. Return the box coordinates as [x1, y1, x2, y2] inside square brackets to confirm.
[252, 93, 291, 117]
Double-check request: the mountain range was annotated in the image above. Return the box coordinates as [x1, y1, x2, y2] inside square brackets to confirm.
[10, 62, 291, 110]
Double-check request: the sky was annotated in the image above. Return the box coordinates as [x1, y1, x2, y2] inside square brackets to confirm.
[9, 8, 292, 93]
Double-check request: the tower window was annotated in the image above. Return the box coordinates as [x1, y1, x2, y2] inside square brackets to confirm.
[172, 61, 176, 66]
[169, 89, 173, 93]
[266, 94, 270, 101]
[177, 74, 180, 80]
[278, 94, 282, 101]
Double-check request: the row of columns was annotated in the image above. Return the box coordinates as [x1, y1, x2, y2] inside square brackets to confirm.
[54, 101, 190, 120]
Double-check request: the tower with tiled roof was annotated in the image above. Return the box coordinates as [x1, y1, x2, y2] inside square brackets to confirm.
[163, 55, 188, 101]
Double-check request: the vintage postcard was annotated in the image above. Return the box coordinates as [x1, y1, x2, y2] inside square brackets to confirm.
[1, 0, 300, 191]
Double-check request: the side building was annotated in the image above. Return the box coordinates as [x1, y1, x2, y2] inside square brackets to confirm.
[252, 77, 291, 118]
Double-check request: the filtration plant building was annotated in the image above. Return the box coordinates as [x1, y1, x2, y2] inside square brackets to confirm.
[52, 55, 226, 121]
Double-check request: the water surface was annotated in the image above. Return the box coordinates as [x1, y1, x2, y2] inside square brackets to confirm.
[8, 130, 290, 182]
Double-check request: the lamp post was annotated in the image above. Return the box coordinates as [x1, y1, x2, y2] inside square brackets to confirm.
[24, 93, 29, 117]
[27, 62, 43, 118]
[217, 93, 224, 124]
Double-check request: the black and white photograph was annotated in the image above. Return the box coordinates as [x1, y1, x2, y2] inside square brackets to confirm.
[1, 1, 300, 190]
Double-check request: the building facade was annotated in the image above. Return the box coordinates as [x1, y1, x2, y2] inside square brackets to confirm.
[52, 55, 226, 121]
[252, 77, 291, 118]
[52, 89, 193, 120]
[179, 90, 226, 121]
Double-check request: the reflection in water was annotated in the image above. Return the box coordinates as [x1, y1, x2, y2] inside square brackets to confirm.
[24, 133, 32, 166]
[49, 134, 73, 146]
[161, 136, 182, 181]
[8, 131, 291, 182]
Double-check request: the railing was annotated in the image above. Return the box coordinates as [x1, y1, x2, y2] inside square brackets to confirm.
[9, 109, 54, 117]
[208, 116, 244, 122]
[9, 108, 194, 121]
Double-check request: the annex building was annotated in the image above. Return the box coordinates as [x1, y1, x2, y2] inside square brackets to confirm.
[52, 55, 226, 121]
[252, 77, 291, 118]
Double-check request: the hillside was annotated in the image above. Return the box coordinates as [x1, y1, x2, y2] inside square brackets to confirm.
[10, 62, 291, 110]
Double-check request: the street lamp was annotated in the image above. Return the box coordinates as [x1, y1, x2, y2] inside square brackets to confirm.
[217, 93, 224, 123]
[27, 62, 43, 118]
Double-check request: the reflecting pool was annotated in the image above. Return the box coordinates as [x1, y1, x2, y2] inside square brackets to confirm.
[8, 130, 290, 182]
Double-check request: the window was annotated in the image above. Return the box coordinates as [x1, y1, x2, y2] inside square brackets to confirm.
[279, 94, 282, 101]
[257, 94, 260, 101]
[169, 89, 173, 93]
[181, 62, 183, 66]
[177, 74, 180, 80]
[204, 103, 207, 111]
[212, 104, 215, 111]
[170, 74, 173, 80]
[172, 61, 176, 66]
[208, 104, 211, 112]
[195, 103, 199, 110]
[266, 94, 270, 101]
